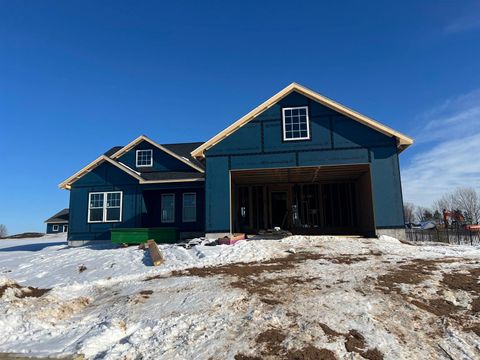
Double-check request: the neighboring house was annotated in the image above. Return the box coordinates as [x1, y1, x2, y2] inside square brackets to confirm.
[60, 83, 413, 246]
[45, 209, 69, 234]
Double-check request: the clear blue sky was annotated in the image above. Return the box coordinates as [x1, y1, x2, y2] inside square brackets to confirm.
[1, 1, 480, 234]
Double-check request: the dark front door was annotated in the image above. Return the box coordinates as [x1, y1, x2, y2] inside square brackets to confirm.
[271, 191, 288, 228]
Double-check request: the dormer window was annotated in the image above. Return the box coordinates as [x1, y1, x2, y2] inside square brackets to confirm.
[282, 106, 310, 141]
[136, 149, 153, 167]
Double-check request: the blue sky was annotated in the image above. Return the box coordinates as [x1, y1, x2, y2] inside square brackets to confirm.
[1, 1, 480, 234]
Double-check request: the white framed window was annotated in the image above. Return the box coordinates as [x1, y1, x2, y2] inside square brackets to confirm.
[161, 193, 175, 223]
[183, 193, 197, 222]
[136, 149, 153, 167]
[282, 106, 310, 141]
[88, 191, 123, 223]
[52, 225, 59, 231]
[63, 225, 68, 232]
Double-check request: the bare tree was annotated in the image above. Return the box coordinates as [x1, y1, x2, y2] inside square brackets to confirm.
[415, 206, 427, 222]
[0, 224, 7, 238]
[433, 192, 455, 215]
[403, 202, 416, 223]
[452, 187, 480, 224]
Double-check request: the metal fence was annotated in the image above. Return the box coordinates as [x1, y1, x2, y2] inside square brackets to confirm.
[406, 228, 480, 246]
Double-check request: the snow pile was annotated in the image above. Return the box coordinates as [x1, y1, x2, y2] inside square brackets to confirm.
[0, 234, 479, 359]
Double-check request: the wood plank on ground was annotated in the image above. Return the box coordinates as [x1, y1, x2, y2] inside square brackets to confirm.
[147, 239, 164, 266]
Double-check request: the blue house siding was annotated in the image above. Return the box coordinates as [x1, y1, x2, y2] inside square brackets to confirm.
[205, 156, 230, 232]
[370, 146, 405, 228]
[204, 90, 405, 233]
[68, 161, 205, 242]
[117, 140, 193, 172]
[63, 87, 410, 243]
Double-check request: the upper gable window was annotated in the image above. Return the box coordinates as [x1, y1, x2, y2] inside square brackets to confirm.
[282, 106, 310, 141]
[136, 149, 153, 167]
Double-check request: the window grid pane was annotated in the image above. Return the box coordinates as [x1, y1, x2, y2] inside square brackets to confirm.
[89, 192, 122, 222]
[136, 150, 153, 167]
[107, 192, 121, 208]
[283, 107, 309, 140]
[90, 193, 104, 208]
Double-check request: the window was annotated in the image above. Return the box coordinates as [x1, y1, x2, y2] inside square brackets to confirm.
[88, 191, 123, 223]
[183, 193, 197, 222]
[52, 225, 59, 232]
[282, 106, 310, 141]
[136, 149, 153, 167]
[161, 194, 175, 223]
[63, 225, 68, 232]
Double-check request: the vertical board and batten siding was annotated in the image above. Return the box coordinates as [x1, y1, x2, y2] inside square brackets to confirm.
[68, 162, 204, 241]
[204, 90, 404, 233]
[117, 140, 194, 173]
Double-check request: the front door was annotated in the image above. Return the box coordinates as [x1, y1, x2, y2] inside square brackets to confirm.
[271, 191, 288, 229]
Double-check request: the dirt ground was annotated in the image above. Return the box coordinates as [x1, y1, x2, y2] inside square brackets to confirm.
[167, 244, 480, 359]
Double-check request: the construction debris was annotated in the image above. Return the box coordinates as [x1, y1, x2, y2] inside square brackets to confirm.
[147, 240, 164, 266]
[218, 233, 246, 245]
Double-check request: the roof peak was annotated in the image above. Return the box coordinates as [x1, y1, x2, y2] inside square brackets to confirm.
[191, 83, 413, 158]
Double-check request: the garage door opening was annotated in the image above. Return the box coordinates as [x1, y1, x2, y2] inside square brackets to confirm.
[231, 164, 375, 236]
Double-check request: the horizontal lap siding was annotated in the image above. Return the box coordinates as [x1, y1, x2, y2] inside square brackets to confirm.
[204, 90, 405, 232]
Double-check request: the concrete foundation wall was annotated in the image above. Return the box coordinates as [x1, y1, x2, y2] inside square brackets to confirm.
[376, 228, 406, 241]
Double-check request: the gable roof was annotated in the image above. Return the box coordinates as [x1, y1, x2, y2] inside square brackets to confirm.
[104, 146, 124, 157]
[59, 155, 145, 190]
[191, 83, 414, 158]
[44, 208, 69, 224]
[58, 138, 206, 190]
[162, 142, 205, 170]
[110, 135, 205, 173]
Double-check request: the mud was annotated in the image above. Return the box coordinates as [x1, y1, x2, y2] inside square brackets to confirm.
[236, 328, 338, 360]
[345, 330, 384, 360]
[234, 355, 262, 360]
[441, 268, 480, 293]
[375, 258, 459, 294]
[0, 282, 50, 298]
[256, 328, 287, 354]
[471, 298, 480, 312]
[284, 345, 337, 360]
[464, 323, 480, 337]
[260, 298, 283, 305]
[410, 299, 462, 317]
[319, 323, 344, 339]
[345, 330, 366, 353]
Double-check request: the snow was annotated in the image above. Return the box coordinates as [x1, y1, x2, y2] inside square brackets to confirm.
[0, 233, 479, 359]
